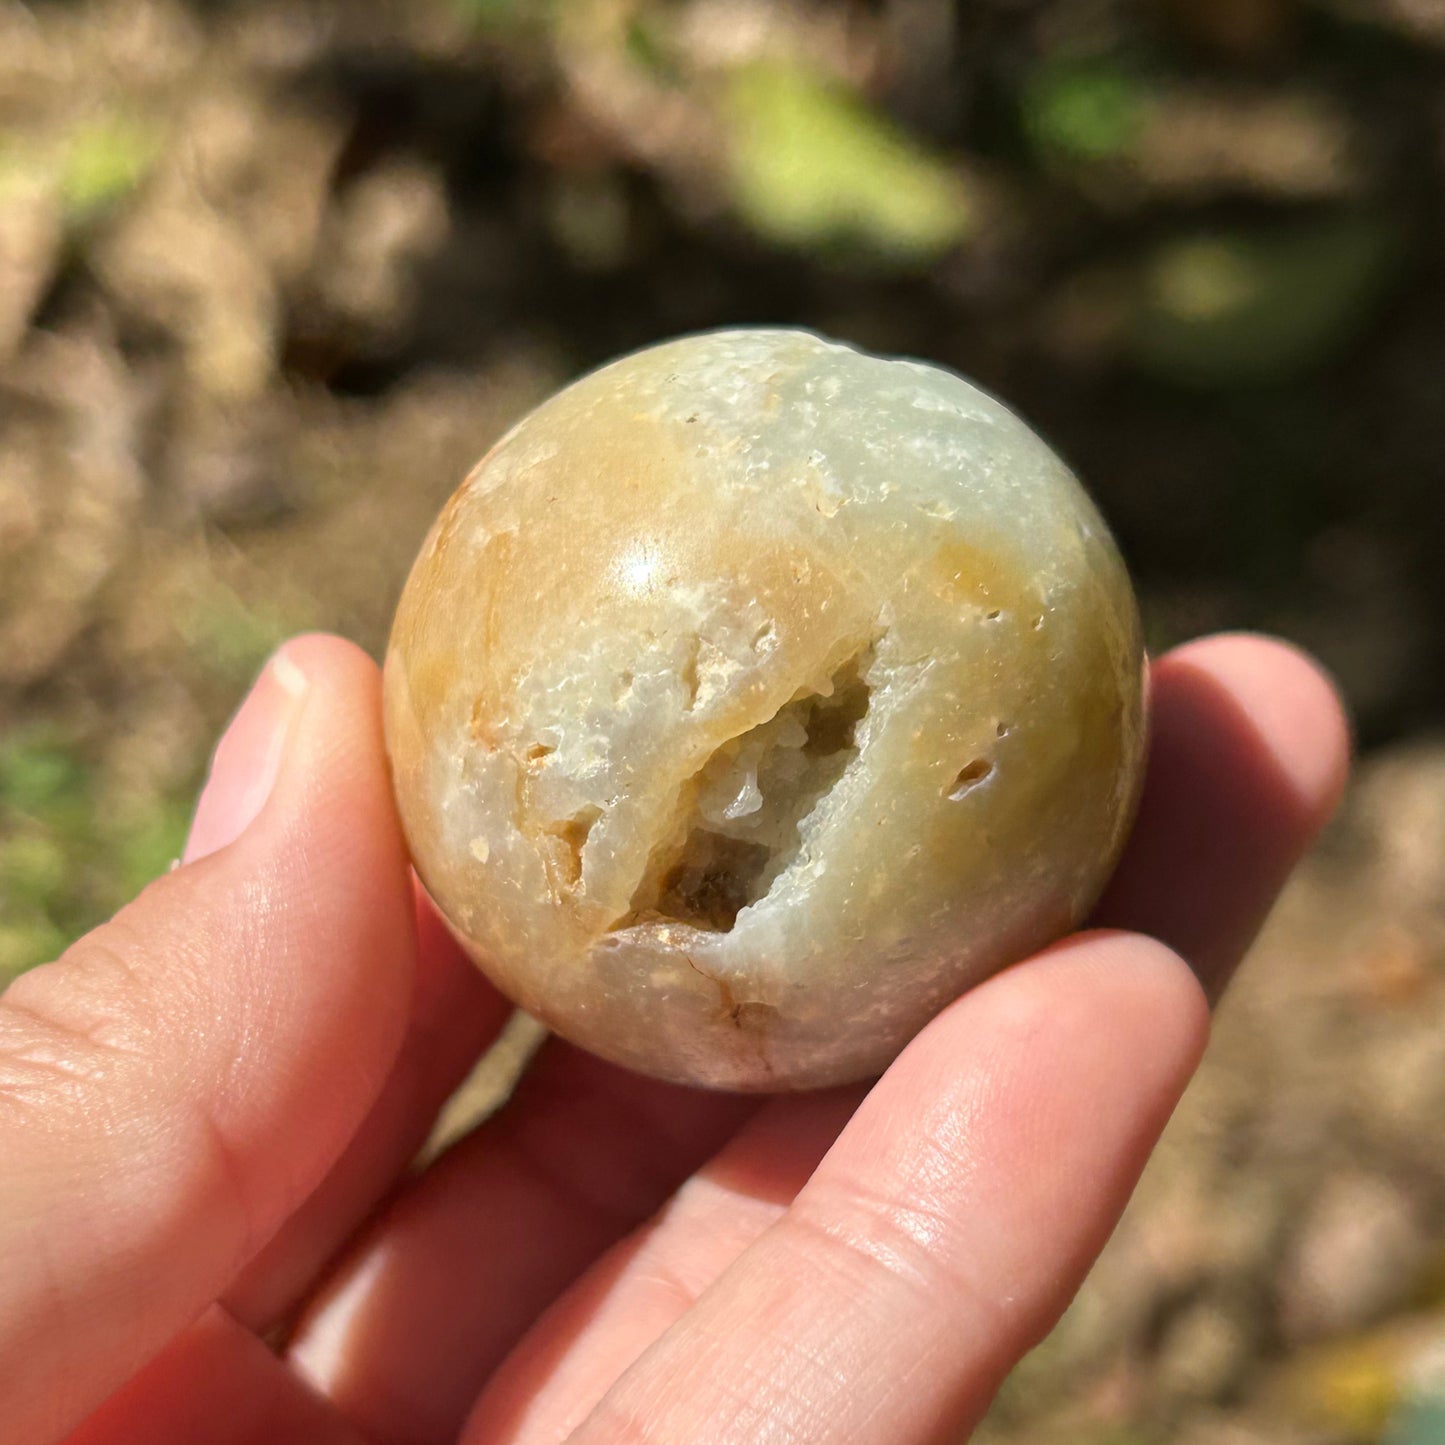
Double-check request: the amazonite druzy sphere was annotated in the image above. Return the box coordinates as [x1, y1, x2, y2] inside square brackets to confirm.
[385, 329, 1144, 1090]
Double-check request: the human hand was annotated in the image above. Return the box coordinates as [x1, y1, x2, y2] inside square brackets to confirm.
[1, 632, 1347, 1444]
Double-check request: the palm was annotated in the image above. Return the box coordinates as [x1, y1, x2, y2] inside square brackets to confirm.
[17, 634, 1344, 1445]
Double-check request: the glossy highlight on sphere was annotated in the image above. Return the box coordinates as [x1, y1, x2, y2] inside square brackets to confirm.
[384, 329, 1145, 1091]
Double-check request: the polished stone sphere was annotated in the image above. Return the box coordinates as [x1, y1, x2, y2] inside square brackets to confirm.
[384, 329, 1144, 1090]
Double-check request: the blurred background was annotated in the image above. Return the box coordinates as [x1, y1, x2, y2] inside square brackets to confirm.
[1, 0, 1444, 1439]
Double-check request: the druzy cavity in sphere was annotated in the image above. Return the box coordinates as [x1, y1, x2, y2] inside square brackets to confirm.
[384, 329, 1145, 1091]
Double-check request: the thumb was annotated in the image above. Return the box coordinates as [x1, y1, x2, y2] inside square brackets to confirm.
[0, 636, 416, 1445]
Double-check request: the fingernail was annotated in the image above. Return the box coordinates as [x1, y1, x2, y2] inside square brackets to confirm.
[184, 648, 310, 863]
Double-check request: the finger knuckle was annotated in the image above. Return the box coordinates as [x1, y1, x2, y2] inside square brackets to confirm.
[792, 1176, 1007, 1330]
[0, 934, 163, 1126]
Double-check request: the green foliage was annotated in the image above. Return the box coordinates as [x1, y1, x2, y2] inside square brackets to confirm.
[180, 583, 302, 689]
[0, 733, 89, 820]
[724, 61, 972, 265]
[1132, 216, 1401, 389]
[0, 917, 69, 984]
[0, 833, 68, 903]
[116, 798, 192, 900]
[0, 726, 195, 985]
[58, 115, 160, 220]
[0, 587, 306, 987]
[0, 730, 90, 983]
[453, 0, 555, 29]
[1023, 56, 1149, 163]
[0, 113, 158, 230]
[625, 15, 676, 81]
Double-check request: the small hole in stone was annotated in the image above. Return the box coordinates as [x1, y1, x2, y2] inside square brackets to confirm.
[1031, 615, 1045, 631]
[947, 758, 993, 800]
[525, 742, 555, 764]
[985, 608, 1002, 621]
[995, 720, 1010, 738]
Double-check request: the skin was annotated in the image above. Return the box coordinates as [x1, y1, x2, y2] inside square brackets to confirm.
[0, 630, 1347, 1445]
